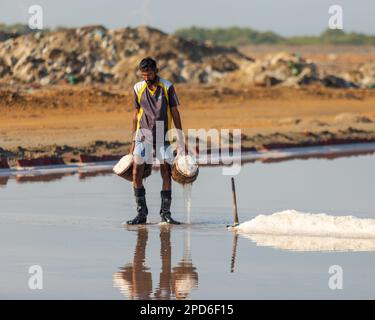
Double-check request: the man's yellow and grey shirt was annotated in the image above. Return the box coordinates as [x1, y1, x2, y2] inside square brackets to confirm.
[133, 77, 180, 145]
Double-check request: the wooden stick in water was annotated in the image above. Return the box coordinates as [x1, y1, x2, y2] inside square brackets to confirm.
[231, 177, 239, 226]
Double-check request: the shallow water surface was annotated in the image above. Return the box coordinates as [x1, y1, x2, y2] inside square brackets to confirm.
[1, 150, 375, 299]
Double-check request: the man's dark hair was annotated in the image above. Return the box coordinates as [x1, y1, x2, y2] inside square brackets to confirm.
[139, 57, 157, 71]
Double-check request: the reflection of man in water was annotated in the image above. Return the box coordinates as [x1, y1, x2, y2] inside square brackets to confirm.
[113, 226, 198, 300]
[112, 227, 152, 299]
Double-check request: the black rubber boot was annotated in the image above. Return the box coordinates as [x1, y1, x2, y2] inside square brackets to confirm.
[160, 190, 181, 225]
[127, 186, 148, 225]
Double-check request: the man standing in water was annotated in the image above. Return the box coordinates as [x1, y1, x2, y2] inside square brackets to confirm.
[127, 57, 184, 225]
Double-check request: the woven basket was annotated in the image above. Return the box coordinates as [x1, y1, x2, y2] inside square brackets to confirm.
[172, 155, 199, 185]
[113, 154, 152, 182]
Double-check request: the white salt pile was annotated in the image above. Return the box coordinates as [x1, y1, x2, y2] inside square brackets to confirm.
[238, 210, 375, 239]
[237, 210, 375, 252]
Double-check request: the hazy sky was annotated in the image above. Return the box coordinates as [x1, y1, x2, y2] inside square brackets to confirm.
[1, 0, 374, 36]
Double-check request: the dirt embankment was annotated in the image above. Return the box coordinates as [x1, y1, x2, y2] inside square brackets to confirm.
[1, 84, 375, 163]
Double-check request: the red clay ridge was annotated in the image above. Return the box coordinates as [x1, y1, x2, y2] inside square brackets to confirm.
[262, 137, 375, 150]
[16, 156, 65, 167]
[0, 157, 10, 169]
[79, 154, 122, 163]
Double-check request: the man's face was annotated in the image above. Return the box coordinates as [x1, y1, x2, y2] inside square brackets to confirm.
[141, 68, 158, 85]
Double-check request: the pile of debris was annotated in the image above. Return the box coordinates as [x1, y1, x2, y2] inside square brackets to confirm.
[0, 25, 373, 89]
[237, 51, 319, 87]
[236, 51, 359, 88]
[342, 62, 375, 88]
[0, 25, 250, 85]
[0, 31, 15, 42]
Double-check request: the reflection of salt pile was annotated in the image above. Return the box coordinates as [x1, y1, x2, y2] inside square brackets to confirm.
[112, 268, 153, 299]
[112, 272, 132, 298]
[173, 262, 198, 299]
[172, 155, 199, 184]
[242, 234, 375, 252]
[237, 210, 375, 252]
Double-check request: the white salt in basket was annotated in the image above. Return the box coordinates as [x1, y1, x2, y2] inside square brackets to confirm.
[113, 154, 152, 182]
[172, 155, 199, 184]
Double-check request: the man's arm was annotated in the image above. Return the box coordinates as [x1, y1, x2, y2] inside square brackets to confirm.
[130, 88, 141, 154]
[171, 107, 182, 130]
[130, 108, 138, 154]
[170, 107, 187, 154]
